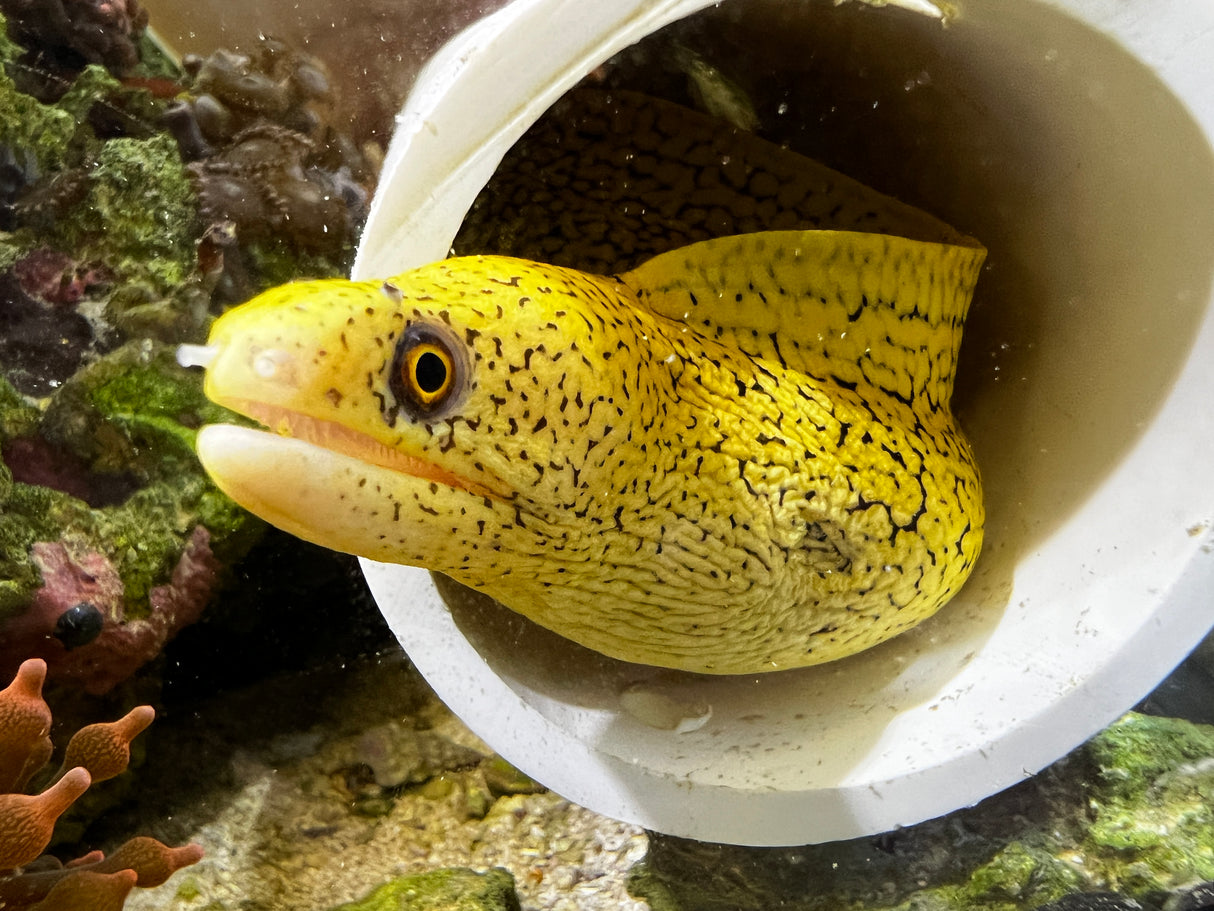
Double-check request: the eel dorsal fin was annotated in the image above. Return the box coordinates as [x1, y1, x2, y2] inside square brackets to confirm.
[621, 229, 986, 412]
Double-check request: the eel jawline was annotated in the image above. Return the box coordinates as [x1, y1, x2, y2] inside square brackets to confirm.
[224, 399, 503, 502]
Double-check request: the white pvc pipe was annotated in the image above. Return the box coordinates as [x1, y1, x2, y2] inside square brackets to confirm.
[355, 0, 1214, 845]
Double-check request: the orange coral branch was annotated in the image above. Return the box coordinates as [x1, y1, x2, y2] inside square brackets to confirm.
[57, 706, 156, 784]
[90, 837, 205, 887]
[29, 868, 138, 911]
[0, 769, 91, 869]
[0, 659, 53, 793]
[0, 659, 203, 909]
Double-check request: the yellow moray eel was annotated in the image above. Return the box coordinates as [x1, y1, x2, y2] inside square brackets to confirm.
[196, 92, 987, 675]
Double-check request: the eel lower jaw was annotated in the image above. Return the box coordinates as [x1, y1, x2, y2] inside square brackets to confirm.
[196, 421, 508, 561]
[199, 402, 503, 503]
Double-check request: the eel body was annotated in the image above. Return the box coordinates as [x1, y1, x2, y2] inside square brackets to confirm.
[195, 91, 986, 674]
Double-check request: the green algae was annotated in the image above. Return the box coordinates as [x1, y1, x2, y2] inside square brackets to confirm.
[1085, 713, 1214, 891]
[0, 482, 89, 614]
[482, 757, 545, 798]
[0, 12, 17, 64]
[40, 341, 238, 478]
[0, 21, 128, 172]
[627, 713, 1214, 911]
[243, 238, 354, 289]
[960, 842, 1083, 908]
[56, 133, 199, 293]
[0, 49, 196, 323]
[867, 840, 1086, 911]
[173, 875, 204, 903]
[1088, 710, 1214, 804]
[0, 372, 39, 440]
[54, 64, 123, 125]
[327, 868, 521, 911]
[0, 469, 261, 622]
[132, 31, 184, 82]
[0, 65, 81, 172]
[0, 483, 70, 614]
[0, 236, 23, 272]
[1, 343, 263, 624]
[0, 11, 196, 292]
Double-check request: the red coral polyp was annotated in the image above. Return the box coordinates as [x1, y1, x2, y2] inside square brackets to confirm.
[0, 658, 202, 909]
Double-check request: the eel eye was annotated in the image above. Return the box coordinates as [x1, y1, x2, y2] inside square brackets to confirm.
[390, 323, 465, 418]
[406, 343, 453, 402]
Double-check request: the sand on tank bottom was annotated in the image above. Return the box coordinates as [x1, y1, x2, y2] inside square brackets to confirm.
[110, 652, 648, 911]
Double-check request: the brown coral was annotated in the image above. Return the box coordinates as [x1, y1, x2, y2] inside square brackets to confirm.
[0, 658, 202, 909]
[0, 0, 150, 76]
[181, 38, 337, 150]
[163, 36, 374, 261]
[188, 123, 359, 254]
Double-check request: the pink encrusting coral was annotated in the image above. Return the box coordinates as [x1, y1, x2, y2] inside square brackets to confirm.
[11, 248, 114, 307]
[0, 526, 221, 695]
[0, 658, 203, 909]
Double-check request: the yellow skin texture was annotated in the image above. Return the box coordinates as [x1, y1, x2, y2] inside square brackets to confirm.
[199, 229, 985, 674]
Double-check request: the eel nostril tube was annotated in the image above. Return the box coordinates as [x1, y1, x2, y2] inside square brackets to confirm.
[175, 344, 220, 369]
